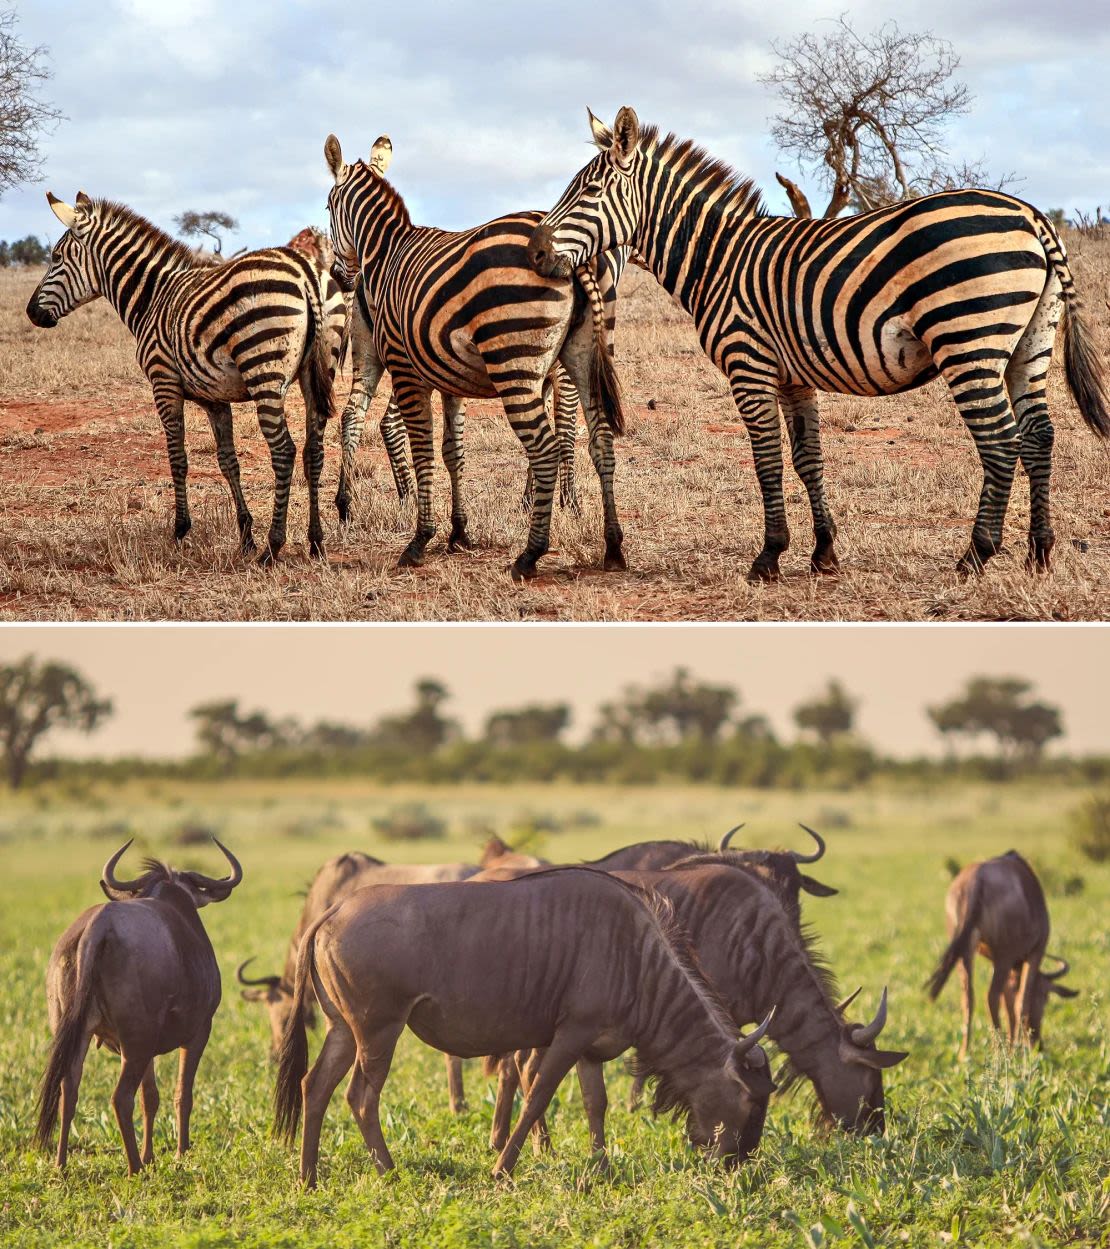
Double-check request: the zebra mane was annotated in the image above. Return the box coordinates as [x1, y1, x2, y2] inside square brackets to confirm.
[638, 124, 766, 223]
[348, 163, 413, 228]
[90, 199, 207, 268]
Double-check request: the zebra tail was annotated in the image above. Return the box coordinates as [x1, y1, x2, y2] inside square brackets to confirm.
[305, 279, 338, 428]
[925, 876, 982, 1001]
[35, 916, 105, 1150]
[576, 262, 625, 437]
[1039, 217, 1110, 437]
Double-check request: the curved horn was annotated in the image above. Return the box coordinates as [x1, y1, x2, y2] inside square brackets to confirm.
[836, 986, 863, 1014]
[791, 823, 826, 863]
[1043, 954, 1070, 981]
[101, 839, 144, 894]
[736, 1006, 776, 1064]
[188, 837, 244, 890]
[850, 987, 888, 1047]
[236, 958, 280, 989]
[718, 823, 745, 852]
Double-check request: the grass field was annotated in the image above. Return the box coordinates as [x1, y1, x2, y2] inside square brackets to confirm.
[0, 778, 1107, 1247]
[2, 228, 1109, 622]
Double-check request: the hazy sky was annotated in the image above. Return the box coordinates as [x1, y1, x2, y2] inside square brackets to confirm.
[0, 625, 1105, 759]
[2, 1, 1107, 248]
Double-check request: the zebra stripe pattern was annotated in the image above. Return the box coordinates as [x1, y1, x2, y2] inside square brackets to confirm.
[531, 108, 1110, 581]
[325, 134, 627, 580]
[27, 194, 343, 561]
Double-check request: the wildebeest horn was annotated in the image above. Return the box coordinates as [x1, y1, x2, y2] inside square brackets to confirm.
[237, 958, 280, 989]
[791, 824, 826, 863]
[850, 987, 888, 1046]
[188, 837, 244, 890]
[102, 839, 144, 894]
[736, 1006, 775, 1065]
[1043, 954, 1070, 980]
[718, 823, 745, 852]
[836, 986, 862, 1014]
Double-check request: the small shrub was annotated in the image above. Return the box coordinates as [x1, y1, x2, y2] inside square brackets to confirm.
[816, 806, 854, 829]
[372, 804, 446, 842]
[88, 818, 134, 841]
[1070, 793, 1110, 863]
[173, 820, 220, 846]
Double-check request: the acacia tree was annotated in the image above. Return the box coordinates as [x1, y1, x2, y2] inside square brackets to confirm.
[793, 679, 857, 744]
[173, 209, 239, 255]
[928, 677, 1064, 761]
[0, 656, 113, 788]
[484, 704, 570, 747]
[373, 679, 459, 752]
[188, 700, 293, 764]
[0, 10, 62, 198]
[760, 17, 1004, 218]
[592, 668, 738, 745]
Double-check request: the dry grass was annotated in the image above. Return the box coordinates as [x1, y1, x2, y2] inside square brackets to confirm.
[2, 233, 1109, 621]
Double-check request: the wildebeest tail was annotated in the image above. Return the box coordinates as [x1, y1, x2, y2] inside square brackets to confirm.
[273, 907, 331, 1144]
[926, 876, 983, 1000]
[34, 917, 105, 1149]
[1036, 214, 1110, 437]
[576, 262, 625, 436]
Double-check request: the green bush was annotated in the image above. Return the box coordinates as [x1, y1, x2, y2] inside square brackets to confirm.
[1070, 793, 1110, 863]
[372, 803, 446, 842]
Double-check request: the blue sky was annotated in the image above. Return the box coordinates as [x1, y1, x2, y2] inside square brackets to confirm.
[2, 1, 1108, 249]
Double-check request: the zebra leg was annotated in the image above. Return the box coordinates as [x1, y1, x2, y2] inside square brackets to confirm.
[782, 384, 839, 574]
[299, 376, 327, 560]
[552, 365, 581, 514]
[441, 394, 473, 551]
[500, 389, 559, 580]
[249, 387, 297, 565]
[152, 384, 191, 542]
[335, 323, 385, 524]
[380, 397, 415, 504]
[942, 363, 1021, 577]
[394, 383, 438, 566]
[200, 401, 254, 554]
[731, 379, 789, 581]
[521, 380, 550, 513]
[1006, 278, 1063, 571]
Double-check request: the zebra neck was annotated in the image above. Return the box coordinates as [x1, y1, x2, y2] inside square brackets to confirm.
[356, 217, 411, 305]
[96, 237, 194, 334]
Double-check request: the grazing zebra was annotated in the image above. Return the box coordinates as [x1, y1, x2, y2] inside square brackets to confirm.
[26, 193, 340, 562]
[325, 134, 628, 579]
[530, 108, 1110, 581]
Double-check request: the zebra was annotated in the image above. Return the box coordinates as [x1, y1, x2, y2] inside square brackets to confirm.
[26, 193, 343, 562]
[325, 133, 628, 580]
[529, 108, 1110, 582]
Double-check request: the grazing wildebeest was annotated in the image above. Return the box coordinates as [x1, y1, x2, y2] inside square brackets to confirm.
[479, 835, 549, 871]
[273, 867, 775, 1185]
[239, 850, 478, 1112]
[488, 862, 905, 1151]
[35, 838, 243, 1175]
[926, 850, 1078, 1059]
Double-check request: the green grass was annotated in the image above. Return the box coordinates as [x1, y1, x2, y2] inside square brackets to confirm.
[1, 779, 1107, 1247]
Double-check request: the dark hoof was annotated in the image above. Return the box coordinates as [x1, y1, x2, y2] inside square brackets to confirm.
[174, 519, 192, 543]
[448, 522, 475, 552]
[1025, 535, 1054, 573]
[309, 539, 327, 561]
[398, 546, 425, 568]
[810, 551, 840, 577]
[603, 548, 627, 572]
[511, 555, 541, 582]
[257, 547, 279, 568]
[336, 496, 351, 524]
[747, 559, 781, 583]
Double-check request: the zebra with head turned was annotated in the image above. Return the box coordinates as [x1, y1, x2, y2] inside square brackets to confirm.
[325, 134, 628, 580]
[26, 193, 345, 562]
[530, 108, 1110, 583]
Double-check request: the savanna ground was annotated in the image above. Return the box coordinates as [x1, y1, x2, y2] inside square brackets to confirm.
[0, 778, 1107, 1247]
[1, 231, 1109, 621]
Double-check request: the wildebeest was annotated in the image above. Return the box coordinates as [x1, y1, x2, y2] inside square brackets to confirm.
[488, 861, 905, 1151]
[273, 867, 775, 1184]
[35, 838, 243, 1175]
[926, 850, 1078, 1058]
[239, 850, 479, 1111]
[479, 834, 549, 871]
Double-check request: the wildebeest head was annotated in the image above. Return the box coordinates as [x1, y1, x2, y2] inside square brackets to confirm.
[1024, 956, 1080, 1043]
[99, 837, 243, 908]
[827, 987, 909, 1134]
[237, 959, 297, 1055]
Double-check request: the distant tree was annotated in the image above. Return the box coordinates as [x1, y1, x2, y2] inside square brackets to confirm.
[374, 678, 459, 752]
[0, 656, 113, 788]
[1044, 208, 1068, 233]
[1, 233, 48, 265]
[761, 17, 1009, 218]
[300, 720, 369, 751]
[172, 209, 239, 255]
[793, 679, 858, 744]
[928, 677, 1064, 760]
[484, 703, 571, 747]
[591, 667, 738, 745]
[0, 10, 63, 198]
[188, 700, 292, 763]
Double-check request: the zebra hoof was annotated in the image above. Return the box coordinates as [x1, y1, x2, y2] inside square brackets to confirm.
[257, 547, 279, 568]
[511, 555, 541, 582]
[746, 559, 781, 583]
[309, 539, 327, 561]
[398, 547, 425, 568]
[810, 552, 840, 577]
[603, 549, 627, 572]
[448, 522, 474, 552]
[335, 497, 351, 525]
[174, 519, 192, 543]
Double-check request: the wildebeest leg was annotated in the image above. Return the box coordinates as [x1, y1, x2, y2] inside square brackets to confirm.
[575, 1058, 609, 1162]
[174, 1021, 210, 1156]
[301, 1019, 356, 1187]
[1003, 973, 1019, 1042]
[346, 1024, 404, 1174]
[112, 1053, 149, 1175]
[444, 1054, 467, 1114]
[1014, 951, 1044, 1047]
[628, 1071, 647, 1111]
[490, 1057, 519, 1151]
[518, 1048, 551, 1154]
[139, 1062, 159, 1166]
[957, 952, 974, 1062]
[987, 961, 1014, 1046]
[493, 1038, 583, 1177]
[56, 1028, 91, 1169]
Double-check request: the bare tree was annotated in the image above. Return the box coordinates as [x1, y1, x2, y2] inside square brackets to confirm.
[761, 17, 1002, 218]
[0, 10, 63, 198]
[172, 209, 239, 255]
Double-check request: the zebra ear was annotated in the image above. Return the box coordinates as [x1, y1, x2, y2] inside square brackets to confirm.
[47, 192, 77, 230]
[587, 108, 613, 151]
[369, 135, 393, 176]
[325, 134, 347, 182]
[611, 107, 640, 171]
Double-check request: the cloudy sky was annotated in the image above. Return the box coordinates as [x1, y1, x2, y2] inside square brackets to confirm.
[0, 625, 1106, 759]
[2, 1, 1107, 249]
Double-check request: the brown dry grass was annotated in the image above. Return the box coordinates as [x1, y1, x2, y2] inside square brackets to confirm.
[2, 234, 1109, 621]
